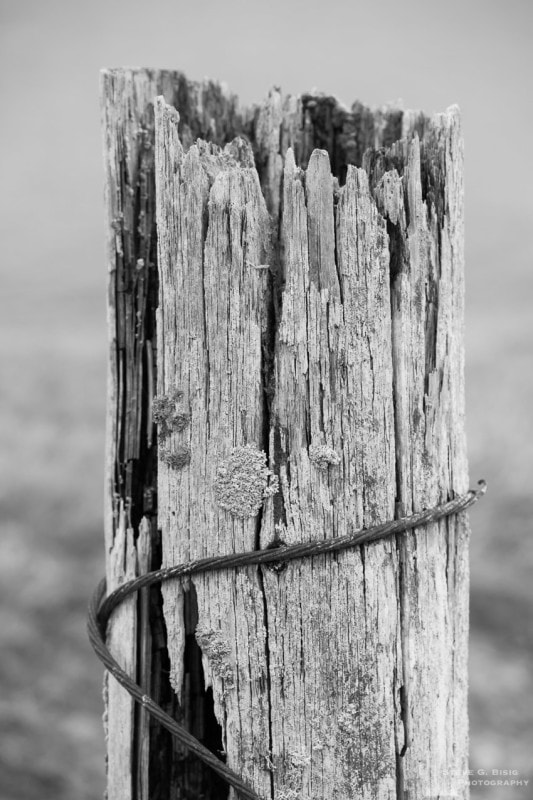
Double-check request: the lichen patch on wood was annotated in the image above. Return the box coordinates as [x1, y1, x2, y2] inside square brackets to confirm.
[161, 445, 191, 470]
[195, 625, 235, 689]
[308, 442, 341, 469]
[215, 445, 279, 518]
[152, 391, 190, 437]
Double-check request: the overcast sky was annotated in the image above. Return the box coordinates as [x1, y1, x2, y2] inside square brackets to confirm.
[1, 0, 531, 312]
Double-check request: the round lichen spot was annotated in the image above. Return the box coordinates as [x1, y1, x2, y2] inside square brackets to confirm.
[169, 411, 190, 431]
[215, 445, 278, 518]
[152, 391, 189, 438]
[162, 445, 191, 470]
[152, 394, 174, 425]
[309, 442, 341, 470]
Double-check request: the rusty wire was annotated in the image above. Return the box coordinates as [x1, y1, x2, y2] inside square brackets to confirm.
[88, 479, 486, 800]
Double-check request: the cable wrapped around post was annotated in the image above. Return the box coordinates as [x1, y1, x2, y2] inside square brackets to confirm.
[88, 480, 486, 800]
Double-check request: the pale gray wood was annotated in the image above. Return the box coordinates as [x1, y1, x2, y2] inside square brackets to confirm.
[101, 67, 250, 800]
[155, 97, 274, 798]
[365, 108, 468, 798]
[104, 508, 137, 800]
[101, 67, 167, 800]
[136, 518, 152, 800]
[259, 149, 399, 798]
[154, 94, 468, 799]
[102, 68, 468, 799]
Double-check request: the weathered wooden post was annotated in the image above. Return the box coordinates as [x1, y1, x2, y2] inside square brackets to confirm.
[100, 67, 471, 800]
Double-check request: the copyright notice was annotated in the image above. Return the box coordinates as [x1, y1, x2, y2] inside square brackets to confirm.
[467, 768, 529, 788]
[419, 768, 530, 797]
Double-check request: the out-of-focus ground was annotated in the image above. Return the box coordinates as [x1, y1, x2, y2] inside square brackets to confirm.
[0, 270, 531, 799]
[0, 288, 107, 799]
[466, 272, 533, 792]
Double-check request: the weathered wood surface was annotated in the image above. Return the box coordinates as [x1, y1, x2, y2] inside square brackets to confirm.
[259, 149, 399, 798]
[154, 89, 468, 800]
[103, 66, 469, 800]
[365, 110, 469, 795]
[102, 67, 162, 800]
[155, 99, 274, 799]
[101, 68, 253, 800]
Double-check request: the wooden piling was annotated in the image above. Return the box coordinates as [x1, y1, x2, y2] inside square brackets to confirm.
[102, 68, 469, 799]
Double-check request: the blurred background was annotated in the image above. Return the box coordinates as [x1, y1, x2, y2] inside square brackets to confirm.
[0, 0, 531, 797]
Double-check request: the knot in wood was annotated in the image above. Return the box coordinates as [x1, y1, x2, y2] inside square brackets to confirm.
[215, 445, 279, 518]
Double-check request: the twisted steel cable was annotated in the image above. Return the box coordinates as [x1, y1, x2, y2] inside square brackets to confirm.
[88, 479, 486, 800]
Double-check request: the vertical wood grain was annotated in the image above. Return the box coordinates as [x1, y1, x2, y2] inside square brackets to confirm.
[154, 96, 468, 798]
[104, 69, 468, 799]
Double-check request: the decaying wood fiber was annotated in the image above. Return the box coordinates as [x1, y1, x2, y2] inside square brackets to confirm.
[154, 86, 468, 800]
[103, 67, 468, 800]
[101, 68, 254, 800]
